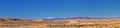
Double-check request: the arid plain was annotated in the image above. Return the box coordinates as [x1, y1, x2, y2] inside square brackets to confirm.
[0, 18, 120, 28]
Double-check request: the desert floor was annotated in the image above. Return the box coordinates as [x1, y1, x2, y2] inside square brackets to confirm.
[0, 19, 120, 28]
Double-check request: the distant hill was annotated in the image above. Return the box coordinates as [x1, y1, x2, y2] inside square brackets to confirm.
[0, 18, 32, 22]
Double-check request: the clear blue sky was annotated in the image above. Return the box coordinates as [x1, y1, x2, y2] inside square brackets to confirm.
[0, 0, 120, 19]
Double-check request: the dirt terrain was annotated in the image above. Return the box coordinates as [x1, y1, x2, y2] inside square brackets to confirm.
[0, 18, 120, 28]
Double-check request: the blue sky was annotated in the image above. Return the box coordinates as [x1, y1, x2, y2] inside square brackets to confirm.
[0, 0, 120, 19]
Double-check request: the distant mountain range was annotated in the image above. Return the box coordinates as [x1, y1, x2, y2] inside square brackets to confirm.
[0, 17, 118, 21]
[43, 17, 114, 20]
